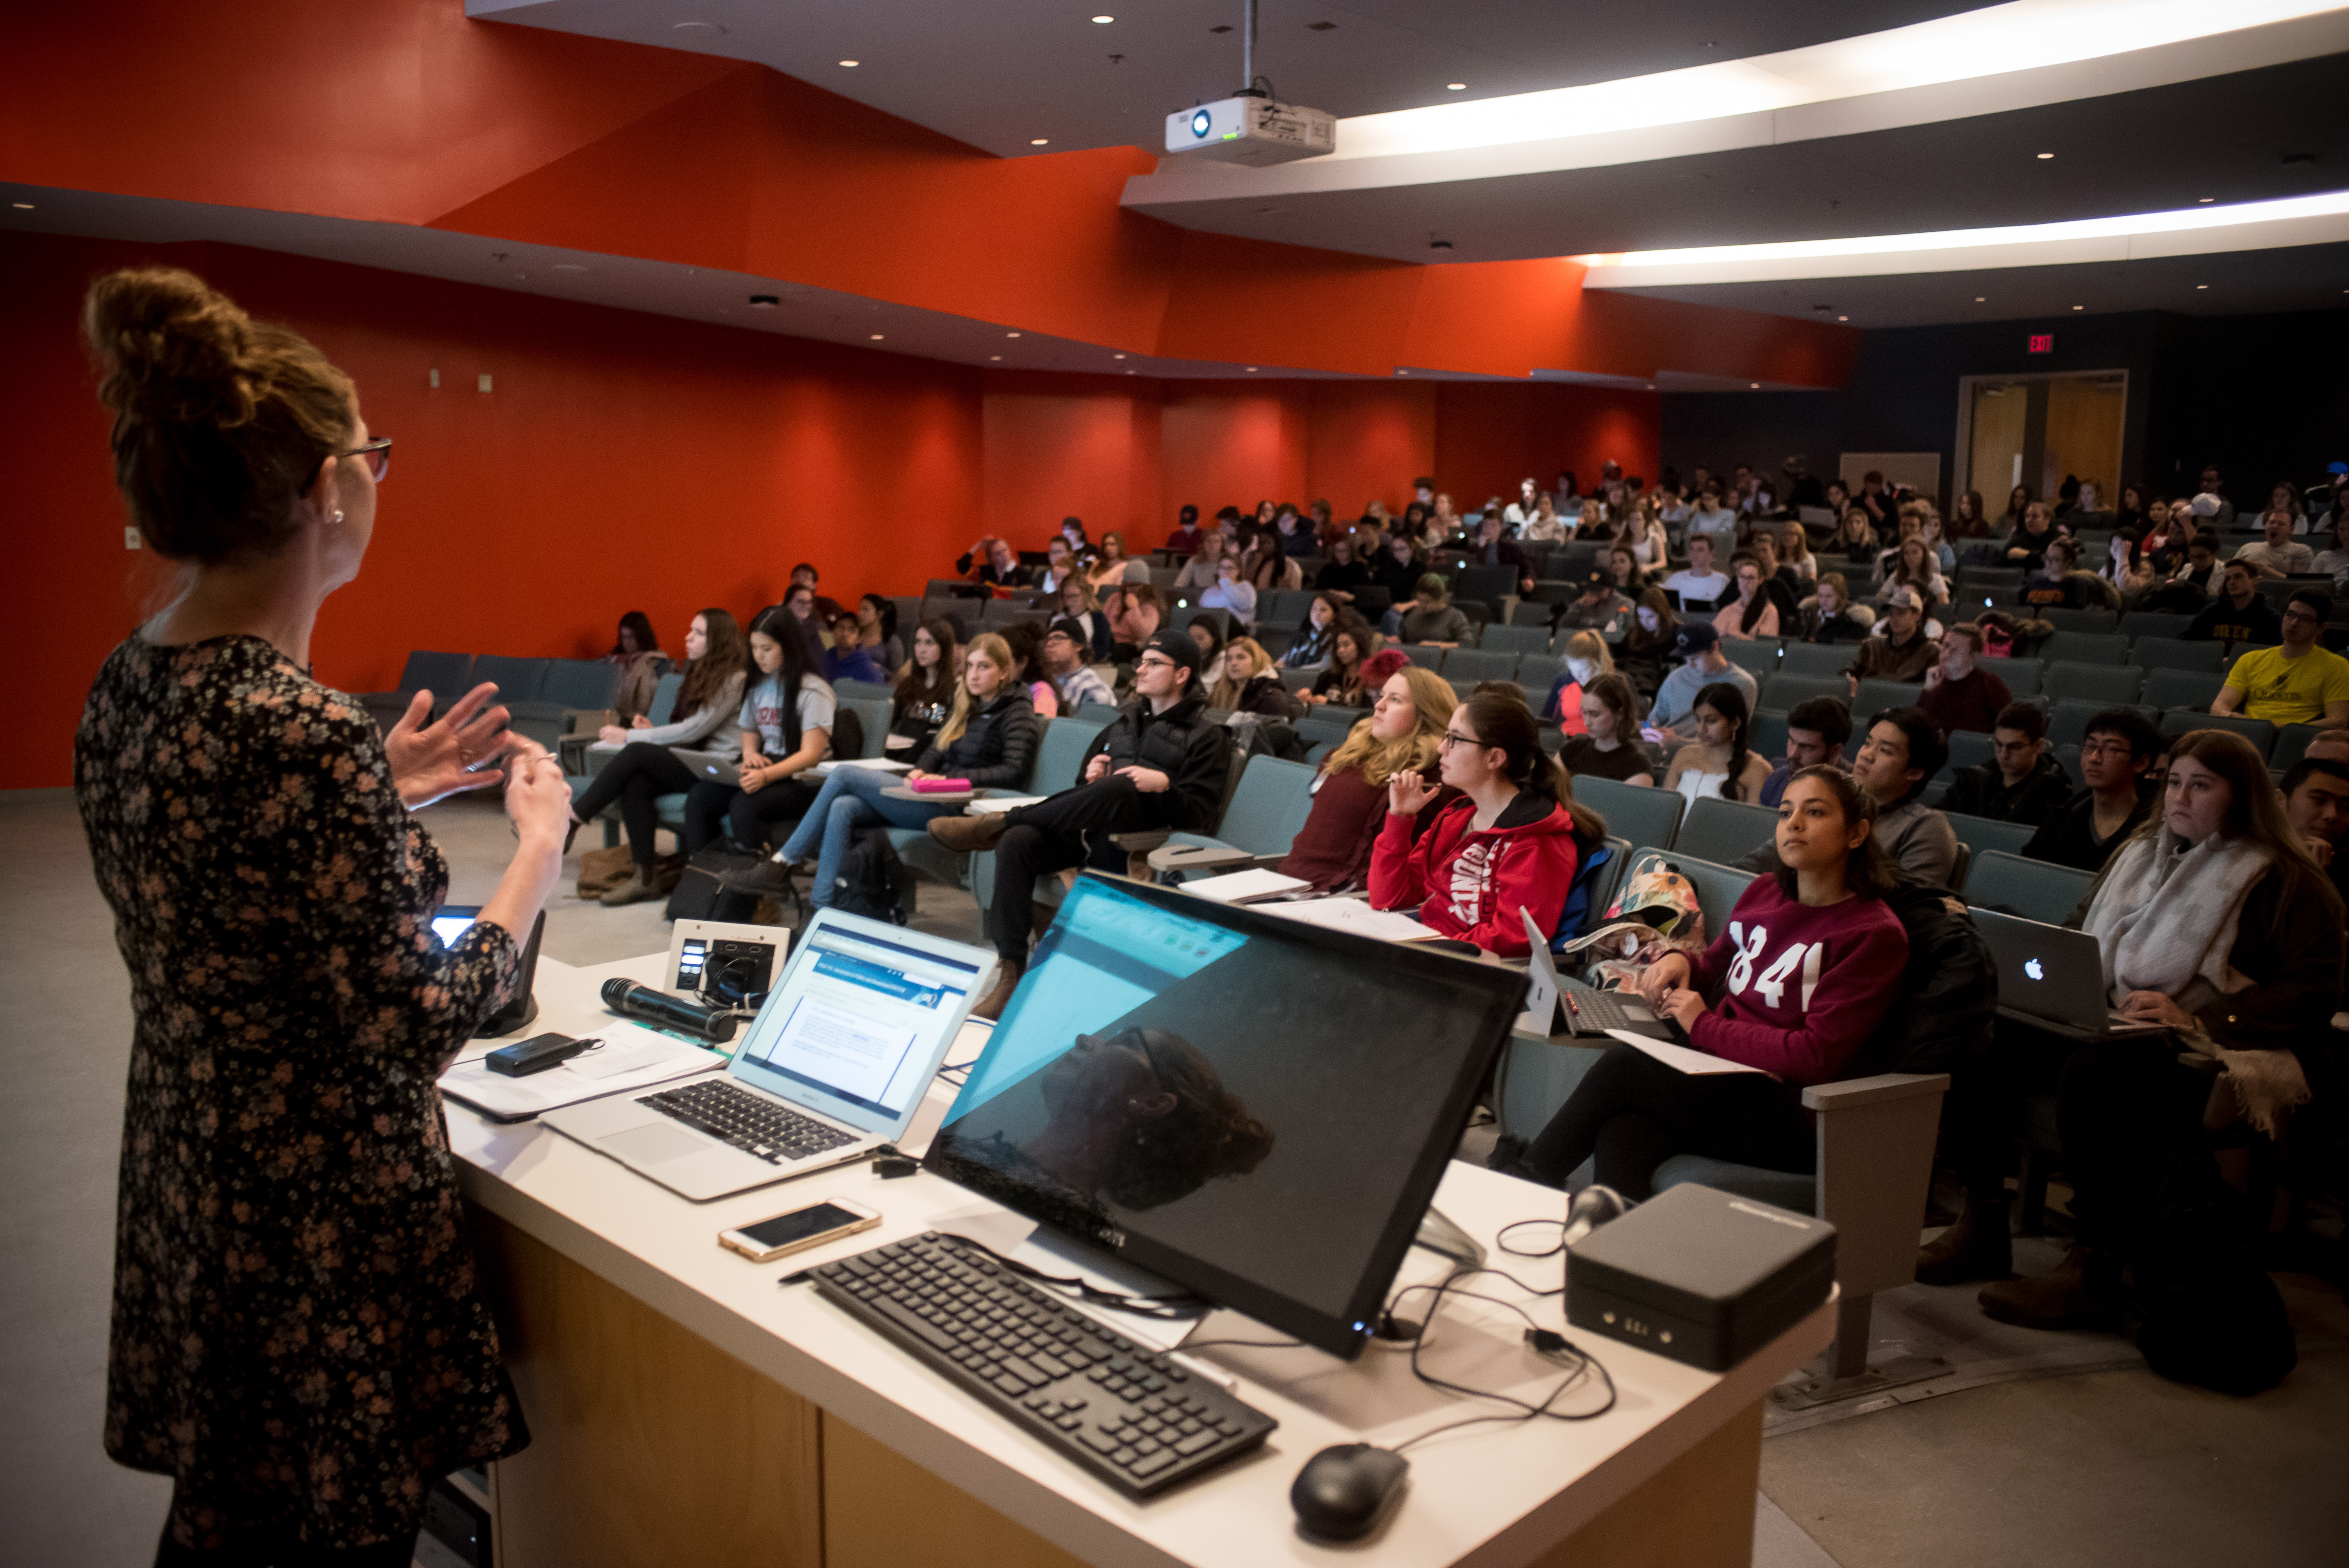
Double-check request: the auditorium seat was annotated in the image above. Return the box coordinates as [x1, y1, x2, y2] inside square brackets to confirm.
[1776, 642, 1851, 680]
[1977, 656, 2042, 695]
[1572, 775, 1682, 852]
[1963, 850, 2093, 924]
[1672, 796, 1780, 865]
[2128, 637, 2224, 672]
[2040, 631, 2129, 665]
[2141, 667, 2228, 711]
[2042, 662, 2144, 705]
[2162, 708, 2275, 758]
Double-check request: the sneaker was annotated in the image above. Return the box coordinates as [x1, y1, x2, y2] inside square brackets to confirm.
[928, 812, 1010, 853]
[719, 857, 803, 898]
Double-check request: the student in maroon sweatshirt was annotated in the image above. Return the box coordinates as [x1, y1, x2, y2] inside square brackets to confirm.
[1504, 766, 1910, 1194]
[1370, 691, 1602, 956]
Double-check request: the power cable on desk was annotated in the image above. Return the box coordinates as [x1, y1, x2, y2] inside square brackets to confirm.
[1382, 1259, 1614, 1454]
[934, 1233, 1209, 1321]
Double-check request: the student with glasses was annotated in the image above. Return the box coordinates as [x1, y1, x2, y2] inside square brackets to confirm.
[2021, 709, 2160, 872]
[2212, 588, 2349, 728]
[929, 631, 1234, 1017]
[1369, 691, 1603, 956]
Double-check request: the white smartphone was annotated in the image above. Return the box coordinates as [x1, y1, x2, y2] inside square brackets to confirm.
[717, 1198, 882, 1263]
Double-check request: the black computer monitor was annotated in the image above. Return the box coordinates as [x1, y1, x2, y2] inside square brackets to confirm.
[924, 873, 1522, 1359]
[430, 906, 546, 1037]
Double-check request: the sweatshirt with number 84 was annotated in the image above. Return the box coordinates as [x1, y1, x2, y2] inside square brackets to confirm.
[1680, 878, 1910, 1085]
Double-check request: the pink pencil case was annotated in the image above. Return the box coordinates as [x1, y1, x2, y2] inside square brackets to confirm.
[911, 777, 972, 793]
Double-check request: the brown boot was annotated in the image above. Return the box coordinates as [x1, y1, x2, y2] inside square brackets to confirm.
[599, 867, 665, 907]
[1916, 1194, 2014, 1286]
[929, 812, 1011, 853]
[1977, 1244, 2119, 1331]
[972, 958, 1026, 1021]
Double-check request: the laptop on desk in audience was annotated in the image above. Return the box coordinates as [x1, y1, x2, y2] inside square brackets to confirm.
[1972, 909, 2167, 1039]
[673, 750, 742, 788]
[1517, 909, 1677, 1041]
[541, 910, 995, 1200]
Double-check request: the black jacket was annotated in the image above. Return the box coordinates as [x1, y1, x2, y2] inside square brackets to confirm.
[1942, 752, 2072, 827]
[2021, 788, 2151, 872]
[1083, 690, 1233, 832]
[2183, 594, 2282, 645]
[917, 690, 1039, 789]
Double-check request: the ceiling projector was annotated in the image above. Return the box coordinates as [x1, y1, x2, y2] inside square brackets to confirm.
[1164, 95, 1334, 166]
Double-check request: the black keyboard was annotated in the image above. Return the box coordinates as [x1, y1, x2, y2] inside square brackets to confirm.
[811, 1232, 1276, 1497]
[638, 1079, 856, 1165]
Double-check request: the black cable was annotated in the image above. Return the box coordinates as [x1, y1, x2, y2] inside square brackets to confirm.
[1379, 1263, 1615, 1454]
[1498, 1217, 1567, 1258]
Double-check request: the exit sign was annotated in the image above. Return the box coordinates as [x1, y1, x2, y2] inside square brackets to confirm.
[2027, 333, 2055, 354]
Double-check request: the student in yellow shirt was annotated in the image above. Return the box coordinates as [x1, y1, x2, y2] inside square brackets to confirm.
[2214, 588, 2349, 727]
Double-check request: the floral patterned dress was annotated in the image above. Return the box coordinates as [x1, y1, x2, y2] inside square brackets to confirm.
[75, 634, 529, 1550]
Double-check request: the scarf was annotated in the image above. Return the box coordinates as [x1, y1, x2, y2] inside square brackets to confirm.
[2085, 828, 2272, 1007]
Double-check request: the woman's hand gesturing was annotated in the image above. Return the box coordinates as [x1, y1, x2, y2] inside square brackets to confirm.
[1388, 770, 1437, 816]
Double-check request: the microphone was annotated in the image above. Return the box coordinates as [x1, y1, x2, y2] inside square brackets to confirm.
[601, 978, 739, 1044]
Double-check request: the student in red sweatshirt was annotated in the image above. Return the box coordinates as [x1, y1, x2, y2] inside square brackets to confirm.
[1369, 691, 1602, 956]
[1502, 766, 1910, 1194]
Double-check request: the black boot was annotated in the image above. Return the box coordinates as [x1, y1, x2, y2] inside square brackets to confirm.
[1977, 1244, 2121, 1331]
[720, 857, 804, 898]
[1916, 1192, 2015, 1286]
[972, 958, 1026, 1021]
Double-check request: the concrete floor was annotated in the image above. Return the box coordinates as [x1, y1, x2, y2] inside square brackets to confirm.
[5, 784, 2344, 1566]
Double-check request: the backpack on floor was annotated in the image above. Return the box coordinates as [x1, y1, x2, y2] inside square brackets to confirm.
[2124, 1155, 2298, 1396]
[829, 827, 916, 925]
[664, 841, 770, 924]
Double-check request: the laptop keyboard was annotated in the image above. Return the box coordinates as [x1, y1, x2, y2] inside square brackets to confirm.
[811, 1232, 1276, 1498]
[638, 1079, 856, 1165]
[1562, 987, 1648, 1035]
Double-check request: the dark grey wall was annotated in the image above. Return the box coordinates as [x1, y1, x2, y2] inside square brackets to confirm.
[1660, 306, 2348, 514]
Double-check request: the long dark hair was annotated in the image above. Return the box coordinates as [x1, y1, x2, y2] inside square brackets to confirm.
[1770, 764, 1898, 901]
[1579, 672, 1641, 742]
[859, 592, 898, 648]
[746, 604, 817, 698]
[677, 607, 749, 716]
[894, 616, 960, 713]
[1692, 680, 1754, 802]
[610, 610, 658, 659]
[1625, 586, 1679, 654]
[1456, 691, 1607, 853]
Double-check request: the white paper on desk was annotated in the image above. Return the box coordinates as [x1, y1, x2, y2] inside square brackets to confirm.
[1180, 868, 1308, 903]
[1253, 896, 1443, 942]
[1604, 1028, 1763, 1074]
[962, 795, 1044, 816]
[437, 1026, 725, 1119]
[813, 757, 915, 777]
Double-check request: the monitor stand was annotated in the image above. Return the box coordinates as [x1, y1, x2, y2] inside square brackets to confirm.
[1413, 1206, 1485, 1271]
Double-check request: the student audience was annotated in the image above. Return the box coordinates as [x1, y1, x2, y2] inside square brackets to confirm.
[996, 620, 1061, 720]
[1164, 504, 1205, 554]
[604, 611, 668, 722]
[2282, 757, 2349, 905]
[1502, 766, 1909, 1195]
[569, 608, 753, 902]
[1741, 707, 1958, 886]
[1198, 552, 1258, 622]
[1053, 576, 1116, 659]
[1845, 587, 1938, 686]
[1280, 593, 1344, 670]
[1208, 638, 1299, 719]
[1399, 574, 1474, 645]
[889, 617, 961, 755]
[1759, 697, 1852, 808]
[1306, 622, 1380, 706]
[1790, 573, 1870, 643]
[1976, 730, 2344, 1331]
[1278, 666, 1460, 894]
[1370, 691, 1599, 956]
[2021, 708, 2160, 871]
[1106, 584, 1166, 658]
[1664, 682, 1771, 806]
[958, 536, 1033, 589]
[930, 630, 1232, 1017]
[1714, 553, 1783, 640]
[2214, 589, 2349, 727]
[1558, 674, 1656, 785]
[2183, 560, 2283, 644]
[1043, 618, 1114, 711]
[1648, 622, 1757, 744]
[855, 594, 904, 672]
[1941, 702, 2069, 825]
[1541, 631, 1615, 732]
[822, 609, 889, 686]
[1315, 536, 1374, 601]
[1559, 568, 1633, 641]
[724, 632, 1037, 909]
[2233, 510, 2317, 579]
[1173, 531, 1227, 590]
[1917, 622, 2011, 735]
[1661, 533, 1731, 610]
[1088, 530, 1149, 588]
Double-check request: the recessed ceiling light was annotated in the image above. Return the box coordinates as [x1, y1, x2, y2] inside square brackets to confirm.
[990, 354, 1003, 360]
[1113, 353, 1126, 359]
[2196, 284, 2209, 290]
[2198, 196, 2214, 203]
[1750, 382, 1760, 389]
[1397, 369, 1408, 375]
[1007, 331, 1022, 338]
[2072, 304, 2084, 310]
[870, 333, 885, 339]
[1245, 366, 1258, 372]
[1446, 82, 1467, 91]
[1975, 296, 1986, 302]
[1838, 315, 1849, 321]
[838, 59, 859, 67]
[1092, 14, 1114, 22]
[2036, 152, 2054, 160]
[1031, 138, 1050, 145]
[9, 202, 32, 209]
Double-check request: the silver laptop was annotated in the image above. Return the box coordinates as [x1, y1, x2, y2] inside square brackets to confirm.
[542, 909, 995, 1200]
[674, 750, 742, 788]
[1516, 909, 1674, 1040]
[1972, 909, 2165, 1037]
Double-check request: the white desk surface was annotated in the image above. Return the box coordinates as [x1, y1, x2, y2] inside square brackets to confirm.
[448, 953, 1833, 1568]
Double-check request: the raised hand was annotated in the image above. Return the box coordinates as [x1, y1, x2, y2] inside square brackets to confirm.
[387, 682, 513, 810]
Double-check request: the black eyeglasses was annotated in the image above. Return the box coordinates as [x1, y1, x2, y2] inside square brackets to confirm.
[338, 436, 392, 482]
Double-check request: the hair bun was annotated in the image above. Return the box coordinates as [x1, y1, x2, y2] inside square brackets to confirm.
[84, 267, 267, 429]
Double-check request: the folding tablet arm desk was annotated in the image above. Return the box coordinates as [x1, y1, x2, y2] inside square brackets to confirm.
[447, 954, 1833, 1568]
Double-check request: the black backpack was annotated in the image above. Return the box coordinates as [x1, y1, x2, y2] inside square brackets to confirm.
[829, 827, 916, 925]
[664, 840, 771, 924]
[2125, 1158, 2298, 1395]
[1843, 881, 1998, 1078]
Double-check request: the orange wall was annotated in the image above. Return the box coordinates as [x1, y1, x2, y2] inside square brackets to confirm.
[9, 229, 1660, 789]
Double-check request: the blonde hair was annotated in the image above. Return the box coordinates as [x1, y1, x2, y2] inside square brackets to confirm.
[1210, 637, 1274, 709]
[1562, 630, 1614, 677]
[1057, 575, 1101, 613]
[84, 267, 357, 563]
[934, 632, 1013, 752]
[1322, 665, 1456, 786]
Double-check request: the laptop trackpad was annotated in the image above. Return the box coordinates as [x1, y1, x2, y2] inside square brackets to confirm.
[604, 1123, 716, 1165]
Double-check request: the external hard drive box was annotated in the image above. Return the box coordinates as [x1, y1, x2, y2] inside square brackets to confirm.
[1565, 1183, 1836, 1371]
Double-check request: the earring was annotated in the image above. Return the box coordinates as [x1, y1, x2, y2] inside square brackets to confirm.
[333, 509, 345, 523]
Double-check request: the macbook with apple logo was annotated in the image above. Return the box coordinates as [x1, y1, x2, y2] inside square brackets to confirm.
[1971, 909, 2167, 1039]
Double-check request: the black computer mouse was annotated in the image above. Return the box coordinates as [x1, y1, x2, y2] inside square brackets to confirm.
[1290, 1443, 1410, 1541]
